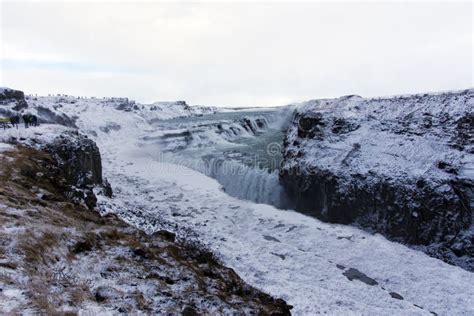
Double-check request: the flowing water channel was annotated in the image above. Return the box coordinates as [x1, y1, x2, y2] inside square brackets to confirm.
[143, 107, 293, 208]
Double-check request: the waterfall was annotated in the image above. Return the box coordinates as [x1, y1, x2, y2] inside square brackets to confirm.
[152, 152, 288, 208]
[203, 157, 287, 207]
[146, 107, 293, 209]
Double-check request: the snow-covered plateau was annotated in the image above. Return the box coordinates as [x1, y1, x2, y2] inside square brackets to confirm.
[0, 87, 473, 315]
[281, 90, 473, 270]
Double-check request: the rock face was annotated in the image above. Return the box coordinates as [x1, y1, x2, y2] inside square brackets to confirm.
[280, 89, 474, 270]
[0, 88, 28, 118]
[44, 131, 112, 208]
[0, 87, 25, 101]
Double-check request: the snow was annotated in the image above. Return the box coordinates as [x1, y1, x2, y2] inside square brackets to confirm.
[0, 124, 73, 147]
[1, 92, 473, 314]
[283, 90, 473, 184]
[0, 87, 13, 94]
[0, 143, 13, 152]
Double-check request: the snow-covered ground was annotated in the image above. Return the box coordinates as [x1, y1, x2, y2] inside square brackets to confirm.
[283, 90, 474, 184]
[0, 143, 13, 152]
[1, 94, 473, 314]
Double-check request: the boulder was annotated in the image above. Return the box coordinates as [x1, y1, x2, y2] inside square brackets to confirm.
[44, 131, 111, 208]
[46, 131, 103, 186]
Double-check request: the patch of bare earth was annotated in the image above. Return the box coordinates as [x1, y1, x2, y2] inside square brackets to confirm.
[0, 146, 292, 314]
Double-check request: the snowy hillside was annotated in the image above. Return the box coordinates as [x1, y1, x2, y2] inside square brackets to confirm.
[0, 130, 290, 314]
[283, 90, 473, 178]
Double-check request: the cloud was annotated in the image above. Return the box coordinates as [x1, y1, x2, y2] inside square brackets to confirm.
[1, 2, 472, 106]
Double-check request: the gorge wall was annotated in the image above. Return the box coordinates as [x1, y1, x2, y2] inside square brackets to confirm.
[280, 89, 473, 271]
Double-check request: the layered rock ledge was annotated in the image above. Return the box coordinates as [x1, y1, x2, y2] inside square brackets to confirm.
[280, 89, 473, 271]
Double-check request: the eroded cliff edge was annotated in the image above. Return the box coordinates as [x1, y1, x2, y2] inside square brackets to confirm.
[280, 89, 473, 271]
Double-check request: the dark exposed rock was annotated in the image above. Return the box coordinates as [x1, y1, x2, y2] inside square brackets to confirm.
[181, 306, 198, 316]
[297, 113, 325, 138]
[133, 248, 151, 259]
[103, 178, 113, 198]
[45, 132, 103, 187]
[263, 235, 281, 243]
[114, 98, 133, 111]
[331, 118, 360, 135]
[271, 253, 286, 260]
[342, 268, 378, 286]
[0, 88, 24, 101]
[43, 131, 111, 209]
[242, 118, 255, 133]
[153, 230, 176, 242]
[84, 189, 98, 209]
[255, 118, 267, 129]
[71, 240, 94, 254]
[336, 264, 345, 270]
[389, 292, 404, 300]
[281, 168, 472, 244]
[13, 100, 28, 111]
[437, 161, 458, 175]
[94, 286, 122, 303]
[452, 113, 474, 152]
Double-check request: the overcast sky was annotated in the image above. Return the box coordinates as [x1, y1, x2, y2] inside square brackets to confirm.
[1, 1, 472, 107]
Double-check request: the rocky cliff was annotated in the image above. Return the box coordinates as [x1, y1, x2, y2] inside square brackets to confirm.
[0, 87, 24, 101]
[0, 125, 112, 209]
[44, 130, 113, 208]
[280, 89, 473, 271]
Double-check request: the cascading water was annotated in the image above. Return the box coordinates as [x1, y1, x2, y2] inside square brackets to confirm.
[204, 158, 286, 206]
[143, 107, 294, 209]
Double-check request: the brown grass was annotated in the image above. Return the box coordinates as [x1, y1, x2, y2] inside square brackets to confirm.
[18, 230, 59, 266]
[0, 261, 18, 270]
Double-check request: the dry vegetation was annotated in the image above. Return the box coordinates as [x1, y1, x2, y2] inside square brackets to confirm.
[0, 146, 291, 314]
